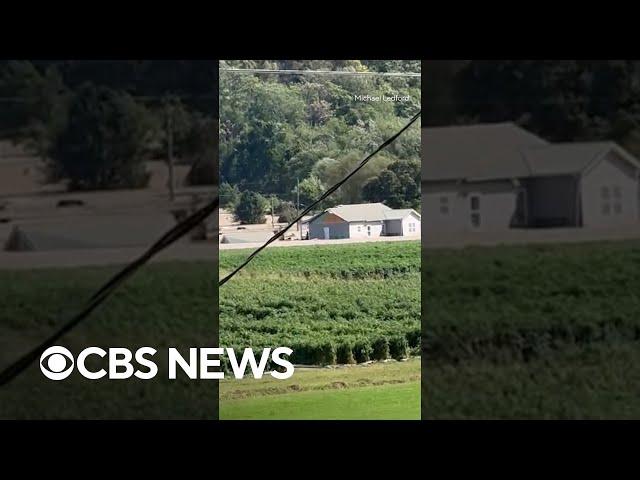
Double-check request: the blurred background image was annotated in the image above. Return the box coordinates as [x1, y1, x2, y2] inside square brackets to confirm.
[0, 60, 219, 419]
[422, 60, 640, 419]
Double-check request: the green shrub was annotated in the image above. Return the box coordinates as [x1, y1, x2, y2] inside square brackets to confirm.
[312, 341, 337, 365]
[336, 342, 356, 364]
[389, 335, 409, 360]
[372, 338, 390, 361]
[353, 340, 373, 363]
[406, 329, 421, 349]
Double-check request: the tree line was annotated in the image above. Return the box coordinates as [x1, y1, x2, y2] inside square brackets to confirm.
[424, 60, 640, 154]
[0, 60, 218, 191]
[219, 60, 422, 224]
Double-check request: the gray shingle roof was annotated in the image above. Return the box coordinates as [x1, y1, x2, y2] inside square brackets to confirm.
[327, 203, 391, 222]
[382, 209, 421, 220]
[317, 203, 420, 223]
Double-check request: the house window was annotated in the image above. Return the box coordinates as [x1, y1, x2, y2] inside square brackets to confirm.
[439, 196, 449, 215]
[602, 185, 622, 215]
[471, 213, 481, 228]
[470, 196, 480, 211]
[367, 225, 371, 236]
[357, 225, 361, 232]
[408, 222, 416, 233]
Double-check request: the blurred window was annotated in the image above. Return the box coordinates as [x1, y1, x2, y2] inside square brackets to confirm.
[439, 196, 449, 215]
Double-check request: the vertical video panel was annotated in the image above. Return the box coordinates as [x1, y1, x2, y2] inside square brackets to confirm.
[422, 60, 640, 419]
[0, 60, 219, 419]
[218, 60, 421, 420]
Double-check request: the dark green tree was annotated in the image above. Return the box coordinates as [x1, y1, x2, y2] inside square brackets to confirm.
[219, 182, 240, 209]
[46, 83, 155, 190]
[234, 190, 268, 224]
[294, 175, 325, 208]
[363, 159, 420, 209]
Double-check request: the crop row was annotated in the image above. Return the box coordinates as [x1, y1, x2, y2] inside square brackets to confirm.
[219, 264, 421, 366]
[220, 241, 420, 278]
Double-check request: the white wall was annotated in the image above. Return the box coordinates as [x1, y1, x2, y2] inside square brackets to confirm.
[401, 213, 421, 236]
[349, 221, 383, 238]
[581, 151, 639, 228]
[423, 180, 518, 233]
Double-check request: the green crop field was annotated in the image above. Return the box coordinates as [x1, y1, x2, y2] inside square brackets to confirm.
[219, 241, 421, 419]
[424, 240, 640, 419]
[219, 241, 421, 367]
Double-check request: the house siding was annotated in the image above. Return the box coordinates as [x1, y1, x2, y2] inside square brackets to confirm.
[581, 151, 639, 228]
[423, 180, 518, 232]
[401, 213, 421, 236]
[308, 213, 351, 239]
[349, 221, 383, 238]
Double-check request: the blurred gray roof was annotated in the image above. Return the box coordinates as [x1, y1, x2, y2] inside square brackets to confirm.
[4, 214, 177, 252]
[422, 123, 639, 181]
[423, 123, 547, 181]
[523, 142, 632, 176]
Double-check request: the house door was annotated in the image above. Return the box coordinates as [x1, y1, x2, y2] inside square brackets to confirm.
[469, 194, 481, 229]
[323, 227, 330, 240]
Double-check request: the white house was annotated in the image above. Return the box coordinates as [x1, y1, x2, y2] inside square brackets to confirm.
[422, 123, 640, 232]
[306, 203, 421, 240]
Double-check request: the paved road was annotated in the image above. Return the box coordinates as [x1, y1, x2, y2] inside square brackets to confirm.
[219, 235, 421, 250]
[5, 225, 640, 271]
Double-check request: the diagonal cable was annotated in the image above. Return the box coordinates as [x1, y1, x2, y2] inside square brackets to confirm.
[219, 110, 421, 286]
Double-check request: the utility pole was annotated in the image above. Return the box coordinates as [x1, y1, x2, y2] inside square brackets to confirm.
[270, 196, 275, 229]
[296, 177, 300, 232]
[166, 100, 175, 203]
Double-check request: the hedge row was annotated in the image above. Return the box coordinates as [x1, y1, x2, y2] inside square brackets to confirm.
[287, 330, 418, 366]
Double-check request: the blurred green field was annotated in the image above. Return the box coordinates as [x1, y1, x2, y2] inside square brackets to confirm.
[0, 261, 218, 419]
[424, 240, 640, 419]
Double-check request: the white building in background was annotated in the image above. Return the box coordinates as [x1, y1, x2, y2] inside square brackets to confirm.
[422, 123, 640, 233]
[306, 203, 421, 240]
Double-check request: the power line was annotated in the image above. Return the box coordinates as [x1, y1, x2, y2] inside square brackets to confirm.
[220, 68, 421, 78]
[0, 196, 218, 387]
[0, 108, 421, 386]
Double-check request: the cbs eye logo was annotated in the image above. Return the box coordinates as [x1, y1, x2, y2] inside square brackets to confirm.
[40, 346, 75, 380]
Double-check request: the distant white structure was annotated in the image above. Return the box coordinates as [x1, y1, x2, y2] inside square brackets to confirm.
[306, 203, 421, 240]
[422, 123, 640, 232]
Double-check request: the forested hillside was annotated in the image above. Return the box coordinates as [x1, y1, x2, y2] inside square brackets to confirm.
[219, 60, 422, 221]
